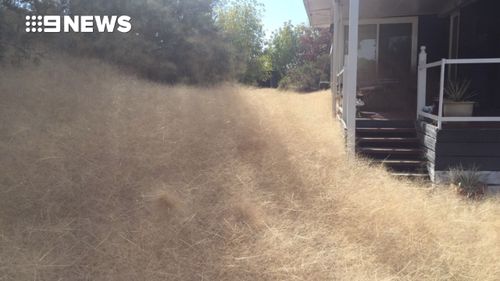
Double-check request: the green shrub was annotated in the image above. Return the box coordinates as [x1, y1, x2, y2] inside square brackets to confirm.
[449, 165, 487, 199]
[278, 62, 323, 92]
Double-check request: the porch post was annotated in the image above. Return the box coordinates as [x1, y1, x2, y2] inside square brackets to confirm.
[417, 46, 427, 119]
[437, 59, 446, 129]
[334, 0, 345, 122]
[346, 0, 359, 156]
[331, 0, 339, 117]
[342, 54, 348, 121]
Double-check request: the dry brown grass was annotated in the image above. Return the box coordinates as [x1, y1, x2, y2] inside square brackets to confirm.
[0, 56, 499, 281]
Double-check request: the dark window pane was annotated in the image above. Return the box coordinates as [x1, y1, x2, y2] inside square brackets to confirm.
[378, 23, 412, 81]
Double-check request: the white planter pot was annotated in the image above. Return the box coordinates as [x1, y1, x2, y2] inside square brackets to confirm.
[443, 101, 475, 117]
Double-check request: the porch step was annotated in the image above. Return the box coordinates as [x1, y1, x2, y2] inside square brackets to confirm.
[356, 122, 429, 178]
[357, 127, 417, 138]
[374, 160, 427, 173]
[357, 137, 419, 143]
[357, 127, 416, 133]
[357, 119, 415, 128]
[375, 160, 425, 165]
[391, 173, 429, 179]
[358, 147, 423, 155]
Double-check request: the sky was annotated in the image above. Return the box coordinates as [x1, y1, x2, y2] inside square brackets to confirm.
[261, 0, 309, 38]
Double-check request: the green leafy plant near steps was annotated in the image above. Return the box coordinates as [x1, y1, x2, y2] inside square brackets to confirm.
[444, 79, 477, 102]
[449, 165, 487, 199]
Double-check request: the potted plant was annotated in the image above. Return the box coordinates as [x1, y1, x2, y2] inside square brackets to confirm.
[443, 79, 477, 117]
[449, 165, 487, 199]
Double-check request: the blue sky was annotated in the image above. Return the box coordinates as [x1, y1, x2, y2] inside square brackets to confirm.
[261, 0, 309, 37]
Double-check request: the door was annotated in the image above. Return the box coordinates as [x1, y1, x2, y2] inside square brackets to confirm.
[378, 23, 413, 82]
[378, 22, 415, 114]
[344, 18, 418, 114]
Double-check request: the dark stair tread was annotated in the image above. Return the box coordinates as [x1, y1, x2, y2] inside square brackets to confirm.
[358, 137, 419, 143]
[375, 160, 425, 165]
[358, 147, 423, 154]
[356, 119, 416, 129]
[391, 173, 430, 178]
[355, 123, 429, 178]
[357, 127, 416, 133]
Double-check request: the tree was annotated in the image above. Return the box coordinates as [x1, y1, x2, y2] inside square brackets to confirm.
[65, 0, 232, 83]
[297, 27, 331, 65]
[267, 22, 301, 83]
[0, 0, 331, 88]
[0, 0, 234, 84]
[216, 0, 268, 84]
[278, 27, 331, 92]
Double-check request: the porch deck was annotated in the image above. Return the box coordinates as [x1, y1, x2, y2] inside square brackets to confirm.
[417, 120, 500, 184]
[439, 122, 500, 129]
[359, 111, 500, 128]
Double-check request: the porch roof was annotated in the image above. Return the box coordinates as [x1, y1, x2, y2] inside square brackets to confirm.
[304, 0, 472, 27]
[303, 0, 332, 28]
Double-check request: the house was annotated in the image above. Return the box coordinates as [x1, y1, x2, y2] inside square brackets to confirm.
[304, 0, 500, 184]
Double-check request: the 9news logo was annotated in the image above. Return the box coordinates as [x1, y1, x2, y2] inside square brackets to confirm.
[25, 15, 132, 33]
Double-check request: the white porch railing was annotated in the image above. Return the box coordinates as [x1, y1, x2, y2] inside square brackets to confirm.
[335, 67, 346, 128]
[417, 46, 500, 129]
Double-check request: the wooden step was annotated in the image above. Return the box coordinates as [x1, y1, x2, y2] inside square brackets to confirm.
[356, 119, 416, 129]
[391, 173, 430, 179]
[355, 123, 427, 177]
[375, 160, 425, 166]
[358, 147, 423, 155]
[356, 127, 416, 133]
[357, 137, 419, 143]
